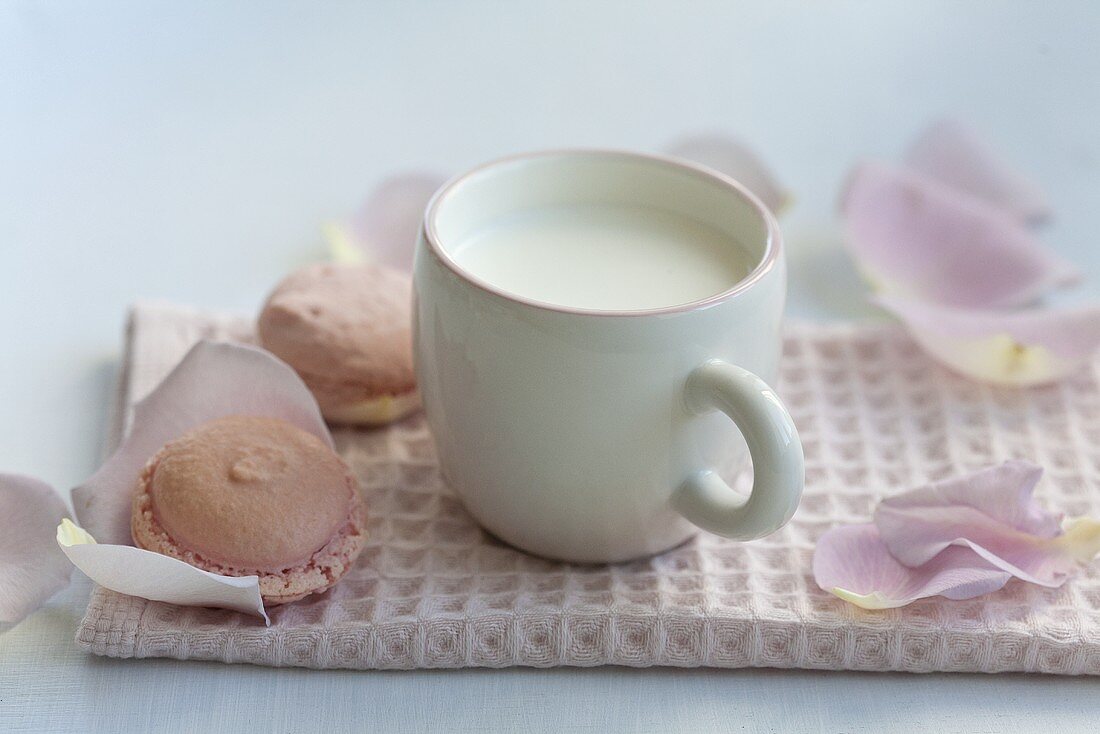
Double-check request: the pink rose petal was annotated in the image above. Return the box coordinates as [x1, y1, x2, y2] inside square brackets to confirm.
[876, 461, 1097, 587]
[841, 161, 1079, 308]
[876, 461, 1059, 536]
[65, 341, 331, 621]
[814, 462, 1100, 609]
[323, 221, 367, 265]
[905, 119, 1052, 224]
[347, 172, 447, 273]
[664, 133, 789, 215]
[56, 520, 268, 623]
[0, 474, 72, 630]
[813, 523, 1011, 609]
[876, 295, 1100, 386]
[71, 340, 331, 546]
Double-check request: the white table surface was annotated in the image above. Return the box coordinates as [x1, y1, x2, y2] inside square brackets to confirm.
[3, 1, 1099, 731]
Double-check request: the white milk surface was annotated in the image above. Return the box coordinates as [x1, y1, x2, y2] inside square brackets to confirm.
[449, 203, 751, 310]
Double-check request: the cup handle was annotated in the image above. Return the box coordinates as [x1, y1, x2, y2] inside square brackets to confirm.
[672, 359, 804, 540]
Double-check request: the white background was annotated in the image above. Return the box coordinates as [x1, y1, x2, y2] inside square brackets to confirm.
[2, 1, 1099, 731]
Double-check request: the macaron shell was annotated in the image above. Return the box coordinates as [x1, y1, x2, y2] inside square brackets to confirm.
[257, 263, 416, 410]
[132, 486, 367, 605]
[258, 502, 368, 604]
[144, 416, 352, 571]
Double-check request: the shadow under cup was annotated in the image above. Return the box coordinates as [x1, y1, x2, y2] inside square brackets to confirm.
[413, 150, 800, 564]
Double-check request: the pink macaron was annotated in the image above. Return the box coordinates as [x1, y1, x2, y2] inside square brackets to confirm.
[257, 262, 419, 425]
[130, 415, 367, 604]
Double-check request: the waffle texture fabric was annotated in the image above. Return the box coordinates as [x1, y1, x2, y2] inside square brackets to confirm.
[76, 302, 1100, 673]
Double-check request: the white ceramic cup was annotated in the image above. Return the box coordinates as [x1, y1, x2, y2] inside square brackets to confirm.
[413, 150, 803, 563]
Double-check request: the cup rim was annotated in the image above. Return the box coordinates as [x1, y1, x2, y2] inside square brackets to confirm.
[421, 148, 783, 318]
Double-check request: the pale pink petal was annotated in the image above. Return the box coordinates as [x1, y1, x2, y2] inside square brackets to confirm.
[348, 172, 447, 273]
[841, 161, 1079, 308]
[322, 222, 367, 264]
[905, 119, 1052, 224]
[0, 475, 72, 630]
[813, 523, 1011, 609]
[876, 295, 1100, 386]
[875, 462, 1097, 587]
[71, 341, 331, 545]
[56, 520, 267, 623]
[876, 460, 1058, 536]
[1056, 518, 1100, 563]
[664, 134, 789, 215]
